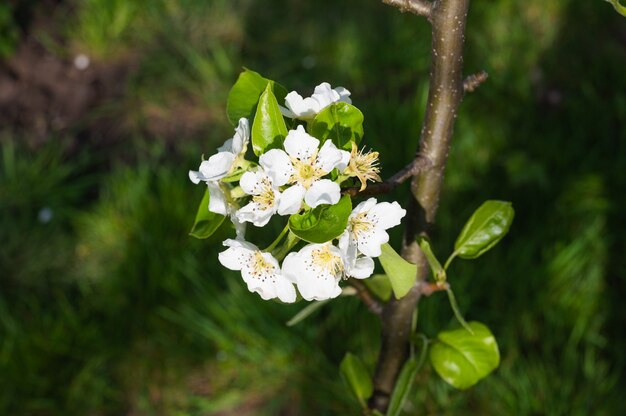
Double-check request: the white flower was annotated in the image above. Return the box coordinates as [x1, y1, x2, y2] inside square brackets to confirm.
[338, 236, 375, 279]
[219, 239, 296, 302]
[280, 82, 352, 120]
[282, 242, 345, 301]
[339, 198, 406, 258]
[260, 126, 350, 212]
[188, 118, 249, 184]
[236, 170, 281, 227]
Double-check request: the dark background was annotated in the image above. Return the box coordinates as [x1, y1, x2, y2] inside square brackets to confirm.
[1, 0, 625, 414]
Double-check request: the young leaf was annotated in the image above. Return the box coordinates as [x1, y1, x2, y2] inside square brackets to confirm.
[416, 236, 446, 283]
[429, 322, 500, 390]
[189, 188, 226, 239]
[309, 102, 364, 150]
[363, 274, 392, 302]
[288, 196, 352, 243]
[251, 83, 288, 155]
[386, 358, 419, 416]
[226, 68, 288, 125]
[454, 200, 514, 259]
[339, 353, 373, 408]
[378, 243, 417, 299]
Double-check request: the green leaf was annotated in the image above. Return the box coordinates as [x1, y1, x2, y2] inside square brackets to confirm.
[605, 0, 626, 17]
[363, 274, 392, 302]
[309, 102, 364, 150]
[286, 299, 330, 327]
[251, 83, 288, 155]
[429, 322, 500, 390]
[454, 200, 514, 260]
[417, 236, 446, 283]
[189, 188, 226, 239]
[378, 243, 417, 299]
[226, 68, 288, 126]
[288, 196, 352, 243]
[386, 358, 419, 416]
[340, 353, 373, 408]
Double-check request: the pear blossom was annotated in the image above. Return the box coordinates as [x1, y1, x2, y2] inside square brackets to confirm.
[219, 239, 296, 302]
[339, 236, 375, 279]
[282, 242, 345, 301]
[339, 198, 406, 258]
[236, 170, 282, 227]
[280, 82, 352, 120]
[260, 126, 350, 211]
[206, 182, 246, 238]
[188, 117, 249, 184]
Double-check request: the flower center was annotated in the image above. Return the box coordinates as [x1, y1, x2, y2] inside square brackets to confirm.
[349, 212, 373, 237]
[290, 153, 325, 189]
[249, 251, 276, 280]
[345, 143, 381, 191]
[252, 177, 276, 209]
[311, 245, 343, 276]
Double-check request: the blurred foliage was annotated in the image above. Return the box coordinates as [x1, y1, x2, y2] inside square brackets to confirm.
[1, 0, 625, 414]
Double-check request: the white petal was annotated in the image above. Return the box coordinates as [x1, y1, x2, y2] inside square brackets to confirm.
[297, 273, 342, 301]
[284, 91, 318, 120]
[239, 171, 261, 195]
[207, 182, 228, 216]
[231, 118, 250, 155]
[217, 138, 233, 153]
[317, 140, 345, 172]
[279, 104, 296, 119]
[236, 202, 274, 227]
[311, 82, 338, 109]
[188, 170, 202, 184]
[275, 277, 297, 303]
[336, 149, 351, 172]
[259, 149, 294, 187]
[356, 228, 389, 257]
[230, 214, 247, 239]
[277, 184, 306, 215]
[334, 86, 352, 104]
[348, 257, 375, 279]
[199, 152, 235, 181]
[217, 239, 256, 270]
[282, 252, 301, 284]
[368, 201, 407, 230]
[284, 126, 319, 160]
[305, 179, 341, 208]
[351, 198, 378, 216]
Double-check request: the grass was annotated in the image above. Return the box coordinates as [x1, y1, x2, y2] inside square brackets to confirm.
[1, 0, 625, 414]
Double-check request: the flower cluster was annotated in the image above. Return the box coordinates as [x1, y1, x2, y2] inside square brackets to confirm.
[190, 81, 406, 302]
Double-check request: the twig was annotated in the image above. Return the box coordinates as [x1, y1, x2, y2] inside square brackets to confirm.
[382, 0, 433, 18]
[350, 279, 383, 316]
[343, 156, 432, 197]
[419, 281, 449, 296]
[463, 70, 489, 93]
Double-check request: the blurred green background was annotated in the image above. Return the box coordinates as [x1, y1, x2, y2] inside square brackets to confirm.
[1, 0, 625, 414]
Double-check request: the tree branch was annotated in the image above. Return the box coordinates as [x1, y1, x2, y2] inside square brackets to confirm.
[342, 156, 432, 197]
[370, 0, 470, 412]
[349, 279, 383, 316]
[382, 0, 433, 17]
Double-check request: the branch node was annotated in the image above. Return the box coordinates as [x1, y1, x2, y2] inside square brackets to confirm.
[463, 70, 489, 93]
[382, 0, 432, 18]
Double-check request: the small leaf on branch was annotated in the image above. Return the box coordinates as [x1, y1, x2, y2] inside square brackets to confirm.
[386, 358, 420, 416]
[378, 243, 417, 299]
[226, 68, 288, 125]
[605, 0, 626, 16]
[453, 200, 514, 260]
[339, 352, 373, 408]
[429, 322, 500, 390]
[288, 195, 352, 243]
[416, 236, 446, 283]
[189, 188, 226, 239]
[309, 102, 364, 150]
[252, 83, 288, 155]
